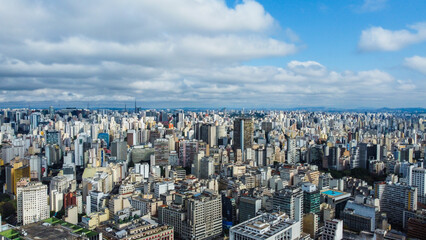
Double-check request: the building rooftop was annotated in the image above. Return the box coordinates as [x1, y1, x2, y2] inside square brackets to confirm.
[230, 212, 297, 239]
[1, 217, 100, 240]
[322, 190, 344, 197]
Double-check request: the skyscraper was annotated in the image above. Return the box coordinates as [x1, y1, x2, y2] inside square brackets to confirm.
[273, 186, 303, 231]
[233, 117, 253, 161]
[17, 182, 49, 225]
[6, 159, 31, 195]
[411, 167, 426, 204]
[238, 196, 261, 223]
[159, 192, 222, 240]
[302, 183, 320, 214]
[322, 219, 343, 240]
[381, 183, 417, 228]
[154, 138, 170, 166]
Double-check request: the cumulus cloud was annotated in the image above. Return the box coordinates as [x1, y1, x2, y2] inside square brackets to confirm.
[287, 61, 327, 77]
[404, 56, 426, 75]
[358, 22, 426, 51]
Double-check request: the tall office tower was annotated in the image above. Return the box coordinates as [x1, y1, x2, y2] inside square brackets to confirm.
[400, 148, 414, 162]
[89, 191, 105, 213]
[158, 206, 186, 238]
[199, 157, 214, 179]
[50, 189, 64, 212]
[90, 124, 99, 140]
[111, 140, 127, 161]
[233, 117, 253, 161]
[176, 111, 184, 130]
[46, 130, 61, 145]
[208, 124, 217, 147]
[50, 175, 70, 194]
[302, 183, 320, 214]
[30, 112, 41, 130]
[238, 196, 262, 223]
[222, 195, 237, 228]
[15, 111, 22, 125]
[159, 192, 222, 240]
[216, 125, 226, 139]
[5, 159, 31, 195]
[185, 194, 222, 239]
[358, 143, 368, 169]
[255, 147, 265, 167]
[199, 123, 216, 147]
[154, 138, 170, 166]
[381, 183, 417, 228]
[29, 155, 42, 180]
[98, 132, 110, 148]
[322, 219, 343, 240]
[127, 129, 137, 146]
[160, 111, 168, 122]
[75, 133, 90, 166]
[286, 135, 297, 164]
[349, 147, 359, 169]
[199, 124, 209, 142]
[303, 213, 319, 239]
[230, 212, 301, 240]
[191, 152, 205, 178]
[308, 145, 323, 165]
[179, 140, 199, 168]
[17, 182, 49, 225]
[48, 106, 54, 118]
[327, 146, 340, 170]
[261, 121, 273, 135]
[272, 186, 303, 230]
[374, 182, 386, 200]
[411, 167, 426, 204]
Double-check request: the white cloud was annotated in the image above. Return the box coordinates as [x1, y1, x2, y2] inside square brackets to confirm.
[404, 56, 426, 75]
[357, 0, 388, 13]
[287, 61, 327, 77]
[358, 22, 426, 51]
[0, 0, 424, 107]
[397, 80, 416, 91]
[0, 57, 421, 107]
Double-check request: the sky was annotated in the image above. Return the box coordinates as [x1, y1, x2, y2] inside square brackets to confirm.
[0, 0, 425, 109]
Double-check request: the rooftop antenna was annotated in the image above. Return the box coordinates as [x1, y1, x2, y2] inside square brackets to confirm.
[135, 97, 137, 113]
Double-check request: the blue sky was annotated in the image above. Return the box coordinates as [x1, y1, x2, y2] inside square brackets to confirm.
[250, 0, 426, 72]
[0, 0, 425, 108]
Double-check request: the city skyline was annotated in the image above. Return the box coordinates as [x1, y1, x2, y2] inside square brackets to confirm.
[1, 0, 425, 108]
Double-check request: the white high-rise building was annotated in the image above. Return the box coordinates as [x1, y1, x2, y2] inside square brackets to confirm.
[50, 190, 64, 212]
[17, 182, 49, 225]
[154, 181, 174, 198]
[50, 175, 70, 194]
[411, 167, 426, 204]
[322, 219, 343, 240]
[75, 133, 89, 166]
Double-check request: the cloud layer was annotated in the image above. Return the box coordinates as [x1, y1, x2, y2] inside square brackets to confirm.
[404, 56, 426, 75]
[359, 22, 426, 51]
[0, 0, 424, 108]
